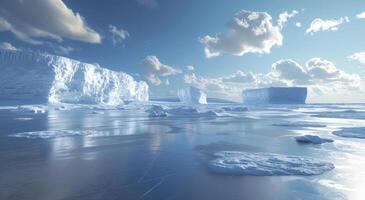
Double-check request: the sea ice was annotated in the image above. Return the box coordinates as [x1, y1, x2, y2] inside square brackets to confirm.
[9, 130, 105, 139]
[221, 106, 248, 112]
[272, 122, 326, 128]
[332, 127, 365, 139]
[295, 135, 334, 144]
[209, 151, 334, 176]
[145, 105, 228, 118]
[178, 86, 207, 105]
[0, 49, 149, 105]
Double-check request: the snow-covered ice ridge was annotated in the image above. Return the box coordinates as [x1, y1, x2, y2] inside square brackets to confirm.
[242, 87, 307, 104]
[210, 151, 334, 176]
[0, 50, 149, 105]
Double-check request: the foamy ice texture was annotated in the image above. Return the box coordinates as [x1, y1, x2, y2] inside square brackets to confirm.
[295, 135, 334, 144]
[332, 127, 365, 139]
[178, 86, 207, 105]
[209, 151, 334, 176]
[0, 49, 149, 105]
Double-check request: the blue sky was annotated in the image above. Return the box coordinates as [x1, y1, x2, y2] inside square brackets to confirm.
[1, 0, 365, 102]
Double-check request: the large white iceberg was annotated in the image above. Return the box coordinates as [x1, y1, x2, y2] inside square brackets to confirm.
[0, 50, 149, 105]
[209, 151, 334, 176]
[178, 86, 207, 105]
[242, 87, 307, 104]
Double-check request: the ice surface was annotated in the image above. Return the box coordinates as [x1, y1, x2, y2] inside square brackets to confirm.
[9, 130, 106, 139]
[209, 151, 334, 176]
[221, 106, 248, 112]
[0, 50, 149, 105]
[242, 87, 307, 104]
[314, 110, 365, 120]
[295, 135, 334, 144]
[332, 127, 365, 139]
[178, 86, 207, 105]
[272, 122, 326, 128]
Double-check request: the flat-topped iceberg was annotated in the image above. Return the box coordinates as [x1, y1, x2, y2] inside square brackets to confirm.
[242, 87, 307, 104]
[0, 50, 149, 105]
[178, 86, 207, 105]
[209, 151, 334, 176]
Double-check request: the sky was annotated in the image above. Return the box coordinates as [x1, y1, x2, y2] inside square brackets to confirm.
[1, 0, 365, 102]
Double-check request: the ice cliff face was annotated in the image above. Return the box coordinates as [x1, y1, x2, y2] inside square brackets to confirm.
[0, 50, 149, 105]
[178, 86, 207, 104]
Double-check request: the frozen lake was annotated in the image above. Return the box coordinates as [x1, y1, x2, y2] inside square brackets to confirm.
[1, 102, 365, 200]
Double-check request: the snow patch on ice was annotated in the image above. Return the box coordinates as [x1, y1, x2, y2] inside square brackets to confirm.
[295, 135, 334, 144]
[178, 86, 207, 105]
[332, 127, 365, 139]
[209, 151, 334, 176]
[16, 105, 47, 114]
[14, 117, 33, 121]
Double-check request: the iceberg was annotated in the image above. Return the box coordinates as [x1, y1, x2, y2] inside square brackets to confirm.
[209, 151, 334, 176]
[295, 135, 334, 144]
[242, 87, 307, 104]
[332, 127, 365, 139]
[178, 86, 207, 105]
[0, 50, 149, 105]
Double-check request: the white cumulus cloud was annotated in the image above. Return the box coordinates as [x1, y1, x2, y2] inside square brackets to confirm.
[278, 10, 299, 29]
[356, 12, 365, 19]
[348, 52, 365, 64]
[109, 25, 129, 46]
[200, 10, 283, 58]
[306, 17, 349, 34]
[0, 0, 101, 45]
[140, 55, 182, 85]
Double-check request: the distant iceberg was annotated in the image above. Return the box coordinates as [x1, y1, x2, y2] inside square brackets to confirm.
[178, 86, 207, 105]
[0, 50, 149, 105]
[242, 87, 307, 104]
[209, 151, 334, 176]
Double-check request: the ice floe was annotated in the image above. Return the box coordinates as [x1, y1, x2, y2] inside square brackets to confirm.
[295, 135, 334, 144]
[332, 127, 365, 139]
[209, 151, 334, 176]
[16, 105, 47, 114]
[145, 105, 233, 118]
